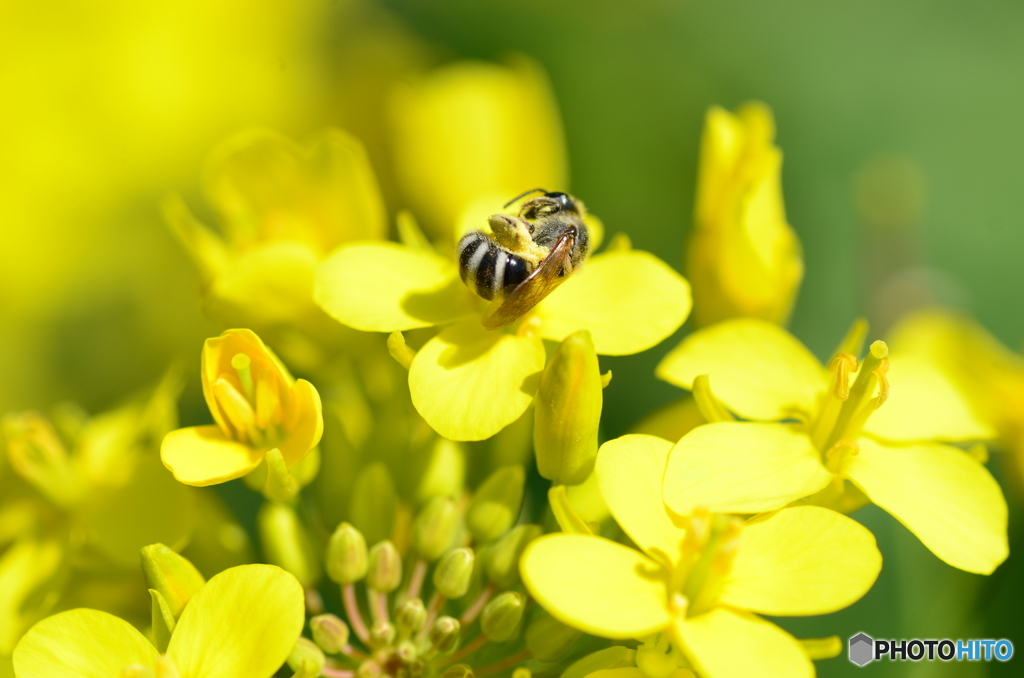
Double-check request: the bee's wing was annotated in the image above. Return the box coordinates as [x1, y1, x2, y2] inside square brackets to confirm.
[483, 227, 576, 329]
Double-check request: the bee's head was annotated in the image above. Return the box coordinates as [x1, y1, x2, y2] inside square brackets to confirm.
[505, 189, 580, 221]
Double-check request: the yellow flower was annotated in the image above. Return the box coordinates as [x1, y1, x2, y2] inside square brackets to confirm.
[389, 57, 566, 239]
[656, 318, 1008, 574]
[161, 329, 323, 486]
[165, 128, 386, 330]
[520, 435, 881, 678]
[12, 564, 304, 678]
[886, 309, 1024, 490]
[685, 103, 802, 327]
[315, 222, 690, 441]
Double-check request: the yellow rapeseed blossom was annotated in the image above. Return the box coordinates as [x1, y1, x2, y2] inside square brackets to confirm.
[390, 57, 567, 239]
[315, 219, 690, 440]
[886, 309, 1024, 490]
[165, 128, 386, 331]
[12, 564, 304, 678]
[521, 435, 881, 678]
[657, 318, 1008, 574]
[685, 103, 803, 327]
[161, 329, 323, 486]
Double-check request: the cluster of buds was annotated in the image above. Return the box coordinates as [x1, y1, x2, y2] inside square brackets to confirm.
[302, 466, 580, 678]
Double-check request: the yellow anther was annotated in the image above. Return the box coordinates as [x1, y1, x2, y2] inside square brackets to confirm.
[387, 331, 415, 370]
[872, 358, 890, 408]
[212, 378, 258, 444]
[828, 353, 857, 400]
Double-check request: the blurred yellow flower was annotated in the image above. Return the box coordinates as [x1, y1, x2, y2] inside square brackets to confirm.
[165, 128, 387, 330]
[657, 318, 1008, 574]
[521, 434, 880, 678]
[390, 57, 567, 239]
[685, 103, 803, 327]
[12, 563, 304, 678]
[315, 224, 690, 440]
[161, 329, 323, 486]
[0, 377, 196, 656]
[886, 309, 1024, 491]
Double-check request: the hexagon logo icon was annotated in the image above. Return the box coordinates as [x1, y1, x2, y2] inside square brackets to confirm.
[849, 632, 874, 666]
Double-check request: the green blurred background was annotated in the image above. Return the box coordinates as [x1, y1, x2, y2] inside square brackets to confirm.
[2, 1, 1021, 675]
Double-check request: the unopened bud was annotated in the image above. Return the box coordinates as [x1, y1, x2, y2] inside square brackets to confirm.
[481, 592, 526, 642]
[396, 598, 427, 634]
[287, 637, 326, 677]
[441, 665, 474, 678]
[258, 501, 321, 588]
[533, 331, 602, 485]
[429, 616, 462, 654]
[467, 466, 525, 543]
[366, 541, 402, 593]
[326, 522, 368, 584]
[140, 543, 206, 619]
[412, 497, 460, 561]
[349, 462, 397, 545]
[358, 662, 382, 678]
[432, 547, 475, 599]
[370, 621, 397, 649]
[486, 524, 541, 589]
[310, 614, 349, 654]
[525, 612, 583, 662]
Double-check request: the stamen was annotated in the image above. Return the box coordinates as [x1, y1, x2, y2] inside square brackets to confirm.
[255, 368, 281, 430]
[829, 353, 857, 400]
[231, 353, 255, 401]
[872, 359, 890, 408]
[212, 378, 258, 444]
[824, 439, 860, 475]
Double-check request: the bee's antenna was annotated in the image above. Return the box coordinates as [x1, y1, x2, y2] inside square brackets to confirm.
[503, 188, 547, 209]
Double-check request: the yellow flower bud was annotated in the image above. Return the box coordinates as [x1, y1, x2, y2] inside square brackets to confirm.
[432, 547, 475, 599]
[533, 331, 602, 485]
[287, 637, 326, 678]
[257, 501, 321, 588]
[686, 102, 803, 327]
[525, 611, 583, 662]
[366, 540, 403, 593]
[481, 592, 526, 642]
[396, 598, 428, 635]
[466, 465, 525, 543]
[412, 497, 460, 561]
[429, 616, 462, 654]
[310, 613, 350, 654]
[139, 543, 206, 619]
[370, 621, 397, 649]
[325, 522, 368, 585]
[485, 524, 541, 589]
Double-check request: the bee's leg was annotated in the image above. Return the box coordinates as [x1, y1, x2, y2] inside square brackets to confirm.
[488, 214, 534, 251]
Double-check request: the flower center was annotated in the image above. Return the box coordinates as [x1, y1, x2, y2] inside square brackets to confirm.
[809, 340, 890, 456]
[669, 510, 742, 618]
[212, 352, 284, 448]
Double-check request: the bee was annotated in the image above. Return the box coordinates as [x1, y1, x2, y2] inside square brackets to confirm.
[458, 189, 590, 329]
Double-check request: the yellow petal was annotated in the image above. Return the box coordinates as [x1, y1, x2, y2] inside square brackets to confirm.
[315, 242, 473, 332]
[532, 250, 692, 356]
[161, 426, 263, 487]
[674, 608, 812, 678]
[864, 354, 996, 442]
[596, 435, 686, 562]
[277, 379, 323, 466]
[13, 609, 157, 678]
[719, 506, 881, 615]
[168, 564, 304, 678]
[629, 396, 705, 443]
[408, 319, 546, 441]
[845, 439, 1008, 574]
[663, 423, 830, 516]
[0, 540, 63, 655]
[520, 534, 671, 639]
[656, 319, 825, 420]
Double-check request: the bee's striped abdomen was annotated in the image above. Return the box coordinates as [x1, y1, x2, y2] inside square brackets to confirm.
[458, 231, 531, 301]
